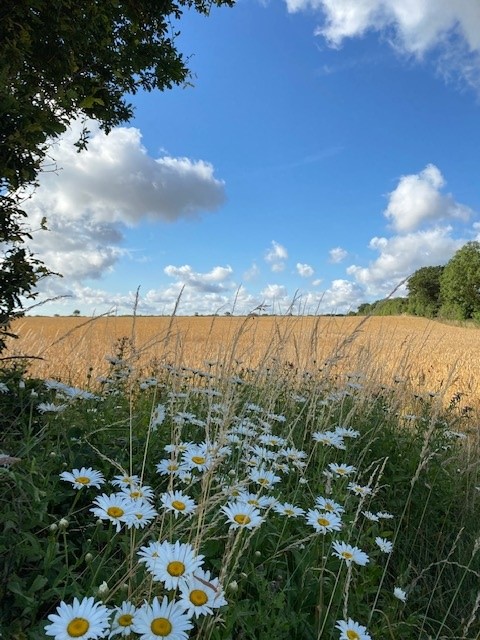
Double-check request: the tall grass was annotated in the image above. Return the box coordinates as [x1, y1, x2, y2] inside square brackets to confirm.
[1, 316, 479, 639]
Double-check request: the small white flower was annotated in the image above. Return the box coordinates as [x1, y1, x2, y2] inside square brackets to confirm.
[335, 617, 372, 640]
[332, 541, 369, 566]
[160, 490, 197, 518]
[109, 600, 137, 637]
[132, 595, 193, 639]
[306, 509, 342, 534]
[90, 493, 137, 532]
[59, 467, 105, 490]
[44, 596, 110, 639]
[394, 586, 407, 602]
[375, 536, 393, 553]
[221, 501, 264, 530]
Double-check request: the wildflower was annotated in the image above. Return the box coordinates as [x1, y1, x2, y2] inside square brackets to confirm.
[306, 509, 342, 534]
[248, 467, 281, 489]
[362, 511, 380, 522]
[315, 496, 345, 515]
[111, 474, 141, 488]
[120, 484, 155, 502]
[274, 502, 305, 518]
[376, 511, 394, 519]
[98, 581, 109, 597]
[181, 443, 212, 471]
[221, 501, 264, 530]
[394, 586, 407, 602]
[0, 382, 9, 393]
[335, 617, 372, 640]
[160, 490, 197, 518]
[44, 596, 110, 639]
[38, 402, 68, 413]
[137, 541, 164, 571]
[328, 463, 356, 477]
[155, 459, 187, 477]
[149, 541, 204, 590]
[332, 541, 369, 566]
[90, 493, 137, 532]
[347, 483, 373, 497]
[312, 431, 346, 449]
[132, 596, 193, 640]
[237, 491, 276, 510]
[375, 536, 393, 553]
[59, 467, 105, 490]
[109, 601, 137, 638]
[179, 568, 227, 618]
[334, 426, 360, 438]
[130, 501, 158, 528]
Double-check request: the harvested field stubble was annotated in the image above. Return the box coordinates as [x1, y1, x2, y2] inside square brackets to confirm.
[9, 314, 480, 411]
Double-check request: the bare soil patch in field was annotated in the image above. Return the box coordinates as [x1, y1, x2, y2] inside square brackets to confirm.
[8, 314, 480, 409]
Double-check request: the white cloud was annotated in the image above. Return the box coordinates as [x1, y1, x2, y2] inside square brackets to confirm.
[265, 241, 288, 272]
[384, 164, 473, 232]
[329, 247, 348, 263]
[347, 226, 463, 297]
[163, 264, 234, 293]
[296, 262, 315, 277]
[285, 0, 480, 91]
[21, 118, 225, 283]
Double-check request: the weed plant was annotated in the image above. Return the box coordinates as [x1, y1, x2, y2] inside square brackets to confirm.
[1, 337, 479, 640]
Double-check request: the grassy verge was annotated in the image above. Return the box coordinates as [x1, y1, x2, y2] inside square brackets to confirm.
[1, 334, 479, 639]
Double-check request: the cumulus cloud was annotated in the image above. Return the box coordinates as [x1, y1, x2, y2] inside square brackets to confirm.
[21, 118, 225, 283]
[265, 241, 288, 272]
[347, 226, 463, 297]
[296, 262, 315, 277]
[329, 247, 348, 263]
[163, 264, 234, 294]
[384, 164, 473, 232]
[285, 0, 480, 91]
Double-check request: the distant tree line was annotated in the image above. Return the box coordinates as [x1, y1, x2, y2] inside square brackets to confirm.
[355, 241, 480, 321]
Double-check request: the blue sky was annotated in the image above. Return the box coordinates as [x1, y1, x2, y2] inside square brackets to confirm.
[26, 0, 480, 315]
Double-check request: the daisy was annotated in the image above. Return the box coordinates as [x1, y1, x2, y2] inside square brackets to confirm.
[132, 596, 193, 640]
[237, 491, 276, 510]
[111, 474, 141, 488]
[155, 459, 188, 477]
[347, 483, 373, 497]
[315, 496, 345, 515]
[328, 463, 357, 477]
[181, 443, 212, 471]
[376, 511, 394, 519]
[149, 541, 204, 590]
[248, 467, 281, 489]
[332, 541, 369, 566]
[179, 568, 227, 618]
[90, 493, 137, 532]
[274, 502, 305, 518]
[375, 536, 393, 553]
[279, 447, 308, 462]
[109, 601, 137, 637]
[334, 426, 360, 438]
[312, 431, 346, 449]
[130, 502, 158, 529]
[362, 511, 380, 522]
[306, 509, 342, 534]
[160, 490, 197, 518]
[137, 541, 164, 572]
[394, 586, 407, 602]
[221, 501, 264, 530]
[335, 617, 372, 640]
[120, 484, 155, 502]
[45, 596, 110, 639]
[38, 402, 68, 413]
[59, 467, 105, 490]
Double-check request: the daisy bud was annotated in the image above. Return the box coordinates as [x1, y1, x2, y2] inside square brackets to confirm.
[49, 451, 57, 457]
[254, 551, 261, 557]
[240, 572, 248, 579]
[228, 469, 236, 477]
[58, 518, 69, 530]
[98, 581, 109, 596]
[49, 523, 58, 532]
[228, 580, 239, 592]
[85, 553, 93, 563]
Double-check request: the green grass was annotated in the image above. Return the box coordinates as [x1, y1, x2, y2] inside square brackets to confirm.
[1, 349, 479, 640]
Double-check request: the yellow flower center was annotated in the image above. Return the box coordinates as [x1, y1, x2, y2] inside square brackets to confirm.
[247, 499, 260, 506]
[258, 478, 269, 485]
[167, 463, 178, 471]
[190, 589, 208, 606]
[130, 491, 142, 498]
[118, 613, 133, 627]
[346, 631, 360, 640]
[151, 617, 173, 636]
[66, 617, 89, 637]
[107, 506, 124, 518]
[342, 552, 353, 560]
[324, 503, 334, 512]
[285, 509, 294, 516]
[75, 476, 91, 485]
[171, 500, 186, 511]
[192, 456, 206, 465]
[336, 469, 346, 475]
[167, 560, 185, 576]
[233, 514, 251, 525]
[317, 517, 331, 527]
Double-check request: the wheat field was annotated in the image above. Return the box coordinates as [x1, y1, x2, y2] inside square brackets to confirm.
[7, 314, 480, 413]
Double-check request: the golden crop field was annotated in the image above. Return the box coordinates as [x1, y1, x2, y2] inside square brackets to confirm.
[7, 314, 480, 412]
